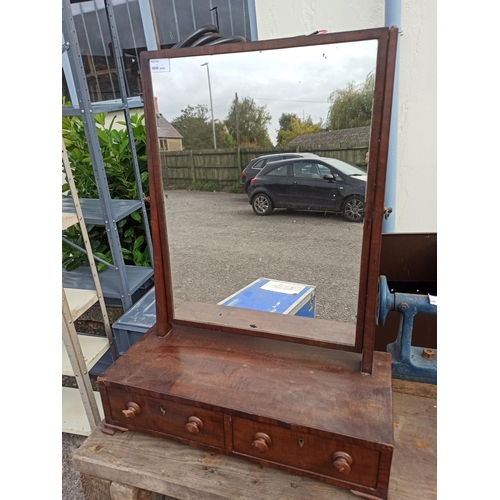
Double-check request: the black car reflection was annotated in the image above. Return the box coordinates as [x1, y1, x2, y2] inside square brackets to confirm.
[240, 152, 320, 193]
[247, 157, 367, 222]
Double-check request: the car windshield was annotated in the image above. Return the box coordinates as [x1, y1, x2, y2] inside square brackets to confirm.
[322, 158, 366, 176]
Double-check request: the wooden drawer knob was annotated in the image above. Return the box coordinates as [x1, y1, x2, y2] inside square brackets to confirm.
[332, 451, 353, 474]
[185, 416, 203, 434]
[122, 402, 141, 419]
[252, 432, 272, 453]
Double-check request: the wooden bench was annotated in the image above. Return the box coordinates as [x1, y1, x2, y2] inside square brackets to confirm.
[72, 381, 436, 500]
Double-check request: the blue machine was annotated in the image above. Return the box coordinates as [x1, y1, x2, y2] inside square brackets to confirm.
[218, 278, 316, 318]
[377, 275, 437, 384]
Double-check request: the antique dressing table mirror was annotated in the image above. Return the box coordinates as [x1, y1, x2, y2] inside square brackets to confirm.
[98, 27, 398, 499]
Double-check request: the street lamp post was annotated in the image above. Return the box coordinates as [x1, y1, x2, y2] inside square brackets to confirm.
[201, 62, 217, 149]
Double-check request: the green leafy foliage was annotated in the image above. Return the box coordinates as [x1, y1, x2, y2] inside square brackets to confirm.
[326, 71, 375, 130]
[191, 181, 220, 192]
[225, 97, 273, 147]
[276, 113, 324, 147]
[228, 183, 242, 193]
[62, 108, 151, 271]
[171, 104, 234, 149]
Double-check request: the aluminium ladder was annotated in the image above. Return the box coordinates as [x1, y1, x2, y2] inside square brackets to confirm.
[62, 138, 117, 435]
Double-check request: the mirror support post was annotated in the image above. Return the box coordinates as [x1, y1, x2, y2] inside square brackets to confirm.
[141, 53, 175, 335]
[361, 27, 399, 374]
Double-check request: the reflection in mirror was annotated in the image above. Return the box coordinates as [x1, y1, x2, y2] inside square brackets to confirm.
[150, 39, 377, 346]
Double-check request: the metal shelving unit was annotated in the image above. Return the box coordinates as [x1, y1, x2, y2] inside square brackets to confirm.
[61, 198, 143, 224]
[62, 0, 153, 311]
[62, 138, 117, 436]
[62, 265, 153, 306]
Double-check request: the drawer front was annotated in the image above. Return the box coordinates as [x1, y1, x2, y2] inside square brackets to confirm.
[232, 417, 380, 488]
[106, 388, 224, 448]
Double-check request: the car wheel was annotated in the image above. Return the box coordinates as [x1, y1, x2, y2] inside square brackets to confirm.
[252, 193, 274, 215]
[343, 196, 365, 222]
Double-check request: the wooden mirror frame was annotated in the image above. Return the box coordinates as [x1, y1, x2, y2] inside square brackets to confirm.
[140, 27, 398, 374]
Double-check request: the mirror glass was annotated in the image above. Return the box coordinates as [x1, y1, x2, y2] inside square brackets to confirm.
[150, 39, 378, 347]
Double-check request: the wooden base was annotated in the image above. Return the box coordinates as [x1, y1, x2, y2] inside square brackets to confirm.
[79, 474, 154, 500]
[73, 390, 436, 500]
[98, 322, 394, 499]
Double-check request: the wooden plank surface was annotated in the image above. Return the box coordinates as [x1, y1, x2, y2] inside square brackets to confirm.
[388, 391, 437, 500]
[73, 389, 436, 499]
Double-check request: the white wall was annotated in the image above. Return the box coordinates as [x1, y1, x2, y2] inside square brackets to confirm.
[254, 0, 436, 233]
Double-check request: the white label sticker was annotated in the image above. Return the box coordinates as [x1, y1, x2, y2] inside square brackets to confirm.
[150, 59, 170, 72]
[261, 281, 306, 295]
[428, 294, 437, 305]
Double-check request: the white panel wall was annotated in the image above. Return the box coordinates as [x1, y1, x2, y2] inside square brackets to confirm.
[254, 0, 437, 232]
[397, 0, 436, 232]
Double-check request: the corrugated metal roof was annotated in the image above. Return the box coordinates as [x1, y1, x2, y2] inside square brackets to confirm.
[287, 126, 370, 147]
[156, 113, 183, 139]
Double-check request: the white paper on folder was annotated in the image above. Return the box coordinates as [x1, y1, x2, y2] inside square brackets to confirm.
[261, 281, 306, 295]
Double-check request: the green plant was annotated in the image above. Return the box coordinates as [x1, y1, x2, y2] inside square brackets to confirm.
[228, 183, 242, 193]
[191, 181, 220, 192]
[62, 106, 151, 271]
[203, 182, 220, 192]
[190, 182, 204, 191]
[62, 223, 113, 272]
[326, 71, 375, 130]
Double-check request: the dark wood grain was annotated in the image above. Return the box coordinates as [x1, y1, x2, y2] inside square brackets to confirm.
[100, 325, 393, 445]
[232, 417, 381, 488]
[174, 301, 357, 350]
[142, 28, 392, 63]
[106, 387, 225, 448]
[74, 389, 435, 500]
[140, 55, 168, 333]
[140, 50, 174, 334]
[361, 26, 399, 373]
[98, 324, 394, 497]
[354, 30, 390, 355]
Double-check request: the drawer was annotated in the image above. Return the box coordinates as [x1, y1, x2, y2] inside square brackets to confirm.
[106, 388, 225, 448]
[232, 417, 380, 488]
